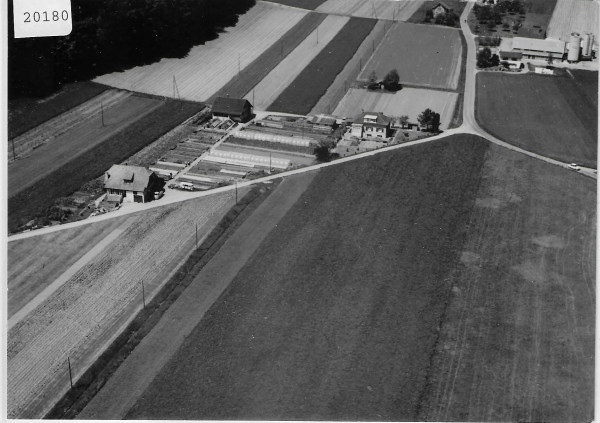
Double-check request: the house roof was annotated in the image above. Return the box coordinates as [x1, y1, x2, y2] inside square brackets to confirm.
[104, 164, 155, 192]
[512, 37, 566, 54]
[308, 114, 336, 126]
[432, 2, 452, 11]
[357, 111, 392, 127]
[212, 97, 252, 116]
[499, 51, 523, 60]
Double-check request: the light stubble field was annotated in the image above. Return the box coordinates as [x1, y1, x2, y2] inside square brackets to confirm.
[316, 0, 424, 21]
[334, 87, 458, 129]
[94, 2, 307, 101]
[476, 71, 598, 167]
[358, 22, 462, 90]
[7, 193, 234, 418]
[547, 0, 598, 43]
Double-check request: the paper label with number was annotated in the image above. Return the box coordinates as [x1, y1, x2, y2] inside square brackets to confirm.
[13, 0, 72, 38]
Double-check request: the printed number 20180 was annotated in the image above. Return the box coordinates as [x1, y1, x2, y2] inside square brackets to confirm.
[24, 10, 69, 23]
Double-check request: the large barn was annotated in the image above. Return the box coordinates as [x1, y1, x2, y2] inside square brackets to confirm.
[511, 37, 566, 60]
[211, 97, 253, 122]
[104, 164, 164, 203]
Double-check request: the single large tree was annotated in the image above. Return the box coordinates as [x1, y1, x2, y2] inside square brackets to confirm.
[477, 47, 500, 68]
[383, 69, 401, 91]
[418, 108, 441, 132]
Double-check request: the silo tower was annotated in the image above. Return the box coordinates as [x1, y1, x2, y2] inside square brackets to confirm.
[568, 32, 581, 62]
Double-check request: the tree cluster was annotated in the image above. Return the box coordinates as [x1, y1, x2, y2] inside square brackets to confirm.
[477, 47, 500, 68]
[424, 9, 459, 27]
[8, 0, 255, 98]
[366, 69, 401, 91]
[418, 108, 441, 133]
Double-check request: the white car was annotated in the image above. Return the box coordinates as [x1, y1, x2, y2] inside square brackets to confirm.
[568, 163, 581, 171]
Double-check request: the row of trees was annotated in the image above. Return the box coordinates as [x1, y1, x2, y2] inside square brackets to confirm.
[8, 0, 255, 98]
[473, 0, 525, 24]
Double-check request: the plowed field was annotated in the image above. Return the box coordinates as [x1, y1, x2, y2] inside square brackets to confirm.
[7, 193, 234, 418]
[358, 22, 462, 90]
[94, 2, 307, 101]
[547, 0, 598, 43]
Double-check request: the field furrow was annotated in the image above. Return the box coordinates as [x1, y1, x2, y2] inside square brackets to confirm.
[208, 12, 326, 102]
[547, 0, 598, 43]
[309, 19, 392, 115]
[7, 194, 233, 418]
[245, 14, 350, 110]
[316, 0, 425, 21]
[94, 2, 307, 102]
[268, 17, 377, 114]
[333, 87, 458, 129]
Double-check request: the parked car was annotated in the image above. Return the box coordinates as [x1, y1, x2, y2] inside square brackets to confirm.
[568, 163, 581, 171]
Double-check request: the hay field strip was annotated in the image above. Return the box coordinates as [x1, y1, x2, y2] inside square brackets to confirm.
[7, 194, 234, 418]
[316, 0, 425, 21]
[358, 22, 462, 90]
[334, 87, 458, 130]
[267, 17, 377, 114]
[208, 12, 326, 102]
[310, 19, 392, 115]
[8, 94, 163, 199]
[94, 2, 307, 102]
[547, 0, 598, 42]
[9, 90, 131, 161]
[244, 14, 350, 110]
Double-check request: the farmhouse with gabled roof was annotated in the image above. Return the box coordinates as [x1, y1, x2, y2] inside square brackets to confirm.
[211, 97, 253, 122]
[351, 112, 392, 139]
[104, 164, 164, 203]
[432, 2, 452, 18]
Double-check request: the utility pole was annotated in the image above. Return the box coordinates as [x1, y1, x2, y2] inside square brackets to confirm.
[235, 181, 238, 205]
[269, 151, 272, 172]
[252, 88, 255, 106]
[238, 53, 241, 75]
[67, 357, 73, 389]
[173, 76, 180, 99]
[372, 2, 377, 19]
[101, 101, 105, 127]
[141, 280, 146, 309]
[316, 27, 319, 44]
[195, 223, 198, 248]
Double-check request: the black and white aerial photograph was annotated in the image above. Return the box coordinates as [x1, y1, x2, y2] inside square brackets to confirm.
[4, 0, 597, 420]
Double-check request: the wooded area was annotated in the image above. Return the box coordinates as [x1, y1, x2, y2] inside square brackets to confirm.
[8, 0, 255, 98]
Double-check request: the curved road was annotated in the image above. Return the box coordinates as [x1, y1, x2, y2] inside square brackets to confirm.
[8, 3, 595, 242]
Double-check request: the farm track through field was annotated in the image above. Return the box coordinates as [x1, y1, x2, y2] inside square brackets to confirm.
[309, 19, 392, 115]
[8, 90, 131, 161]
[94, 2, 307, 102]
[209, 12, 326, 103]
[245, 14, 350, 110]
[7, 194, 234, 418]
[315, 0, 425, 21]
[8, 95, 164, 199]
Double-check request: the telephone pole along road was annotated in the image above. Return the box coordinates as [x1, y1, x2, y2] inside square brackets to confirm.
[8, 2, 595, 242]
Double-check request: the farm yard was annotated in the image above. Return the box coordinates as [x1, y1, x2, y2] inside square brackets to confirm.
[268, 17, 377, 114]
[8, 93, 163, 197]
[358, 22, 463, 90]
[7, 192, 236, 419]
[94, 2, 307, 102]
[334, 87, 459, 130]
[124, 135, 490, 420]
[8, 99, 205, 232]
[476, 71, 598, 167]
[419, 144, 595, 422]
[315, 0, 424, 21]
[309, 20, 391, 115]
[245, 14, 350, 110]
[209, 12, 326, 102]
[547, 0, 598, 43]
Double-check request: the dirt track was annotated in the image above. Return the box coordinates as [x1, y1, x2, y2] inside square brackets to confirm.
[78, 171, 317, 419]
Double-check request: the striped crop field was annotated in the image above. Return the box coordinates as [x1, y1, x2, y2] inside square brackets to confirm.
[316, 0, 425, 21]
[333, 87, 459, 130]
[7, 193, 234, 418]
[94, 2, 307, 101]
[547, 0, 598, 43]
[267, 17, 377, 114]
[310, 19, 393, 115]
[358, 22, 462, 90]
[209, 12, 326, 102]
[245, 14, 350, 110]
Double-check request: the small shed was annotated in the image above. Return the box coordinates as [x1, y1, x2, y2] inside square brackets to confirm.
[104, 165, 164, 203]
[211, 97, 253, 122]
